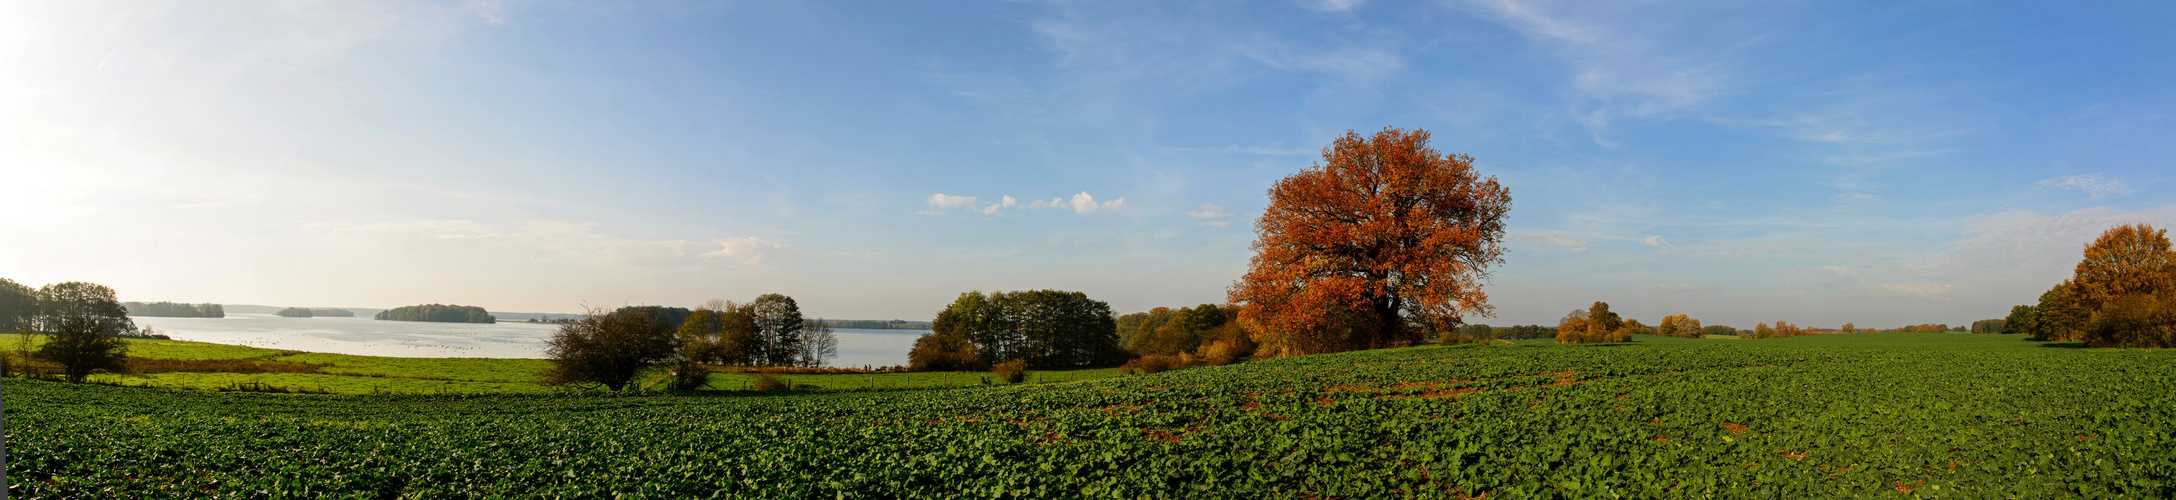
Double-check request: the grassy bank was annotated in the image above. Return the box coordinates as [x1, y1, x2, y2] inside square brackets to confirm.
[1, 334, 1117, 394]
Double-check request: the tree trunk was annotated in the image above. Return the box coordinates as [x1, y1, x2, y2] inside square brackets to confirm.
[1372, 299, 1401, 349]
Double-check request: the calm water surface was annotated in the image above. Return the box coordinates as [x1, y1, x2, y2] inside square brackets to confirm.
[131, 313, 924, 367]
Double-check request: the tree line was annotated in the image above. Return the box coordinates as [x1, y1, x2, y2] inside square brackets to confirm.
[2004, 223, 2176, 347]
[277, 307, 356, 318]
[823, 319, 932, 330]
[544, 294, 838, 391]
[0, 278, 147, 383]
[122, 301, 225, 318]
[375, 304, 496, 324]
[908, 290, 1126, 372]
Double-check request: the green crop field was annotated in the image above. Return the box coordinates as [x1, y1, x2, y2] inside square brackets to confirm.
[7, 332, 2172, 498]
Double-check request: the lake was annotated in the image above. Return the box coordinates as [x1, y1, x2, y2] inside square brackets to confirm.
[129, 313, 927, 368]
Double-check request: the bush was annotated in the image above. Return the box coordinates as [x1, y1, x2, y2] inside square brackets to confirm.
[1197, 340, 1249, 366]
[991, 359, 1028, 384]
[1119, 354, 1186, 374]
[544, 308, 678, 391]
[2084, 294, 2176, 348]
[907, 332, 984, 372]
[753, 373, 789, 391]
[36, 314, 130, 383]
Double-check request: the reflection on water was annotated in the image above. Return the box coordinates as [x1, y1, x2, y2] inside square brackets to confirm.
[131, 313, 924, 367]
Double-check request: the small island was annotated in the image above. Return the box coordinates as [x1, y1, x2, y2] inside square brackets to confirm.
[375, 304, 495, 324]
[123, 301, 225, 318]
[276, 307, 314, 318]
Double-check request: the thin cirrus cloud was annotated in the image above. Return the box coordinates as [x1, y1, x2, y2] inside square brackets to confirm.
[929, 192, 1126, 215]
[1508, 233, 1590, 253]
[1190, 203, 1234, 228]
[2035, 174, 2132, 199]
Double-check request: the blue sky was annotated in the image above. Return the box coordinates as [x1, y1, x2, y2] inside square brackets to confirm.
[3, 1, 2172, 328]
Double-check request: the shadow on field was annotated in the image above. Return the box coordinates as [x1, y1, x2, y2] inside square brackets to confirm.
[2033, 342, 2088, 349]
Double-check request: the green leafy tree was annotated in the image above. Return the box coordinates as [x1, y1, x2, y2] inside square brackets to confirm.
[2030, 281, 2088, 341]
[32, 282, 136, 382]
[1754, 322, 1777, 339]
[37, 314, 130, 383]
[1701, 325, 1738, 337]
[1129, 304, 1239, 356]
[1440, 323, 1495, 345]
[2002, 305, 2037, 334]
[933, 290, 1123, 368]
[0, 277, 35, 333]
[749, 294, 806, 366]
[1115, 308, 1177, 347]
[1500, 325, 1552, 339]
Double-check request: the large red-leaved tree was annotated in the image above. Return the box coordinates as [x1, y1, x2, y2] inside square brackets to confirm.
[1229, 127, 1511, 357]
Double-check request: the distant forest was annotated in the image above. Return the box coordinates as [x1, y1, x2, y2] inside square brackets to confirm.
[825, 319, 932, 330]
[123, 301, 224, 318]
[276, 307, 354, 318]
[375, 304, 495, 324]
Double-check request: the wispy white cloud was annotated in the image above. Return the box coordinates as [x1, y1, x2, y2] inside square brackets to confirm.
[1190, 203, 1232, 220]
[1456, 0, 1725, 144]
[1832, 192, 1881, 204]
[1875, 283, 1952, 299]
[1783, 265, 1865, 288]
[1298, 0, 1365, 11]
[821, 250, 883, 260]
[1508, 233, 1590, 253]
[2036, 173, 2132, 199]
[702, 237, 795, 266]
[312, 220, 798, 268]
[1647, 283, 1722, 293]
[926, 193, 978, 208]
[928, 192, 1124, 215]
[1892, 205, 2176, 295]
[1238, 44, 1407, 87]
[1161, 145, 1316, 155]
[1068, 192, 1124, 213]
